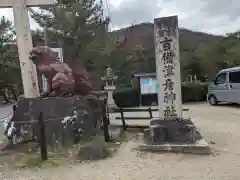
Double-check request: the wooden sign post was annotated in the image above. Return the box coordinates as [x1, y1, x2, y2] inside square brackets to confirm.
[0, 0, 55, 98]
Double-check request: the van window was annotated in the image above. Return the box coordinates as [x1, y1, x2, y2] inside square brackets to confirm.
[215, 73, 227, 84]
[229, 71, 240, 83]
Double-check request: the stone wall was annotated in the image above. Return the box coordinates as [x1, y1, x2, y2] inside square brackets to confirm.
[8, 96, 103, 148]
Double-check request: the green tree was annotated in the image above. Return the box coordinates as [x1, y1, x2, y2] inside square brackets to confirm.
[0, 17, 21, 88]
[0, 16, 14, 46]
[199, 31, 240, 79]
[30, 0, 111, 90]
[30, 0, 110, 64]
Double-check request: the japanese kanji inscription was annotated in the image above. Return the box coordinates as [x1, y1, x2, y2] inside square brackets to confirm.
[154, 16, 182, 120]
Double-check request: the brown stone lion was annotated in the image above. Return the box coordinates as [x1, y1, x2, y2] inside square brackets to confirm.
[29, 46, 92, 97]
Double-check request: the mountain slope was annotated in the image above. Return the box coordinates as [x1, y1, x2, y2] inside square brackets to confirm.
[112, 22, 222, 56]
[109, 23, 224, 83]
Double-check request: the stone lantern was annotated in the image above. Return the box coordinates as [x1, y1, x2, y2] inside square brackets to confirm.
[101, 67, 118, 108]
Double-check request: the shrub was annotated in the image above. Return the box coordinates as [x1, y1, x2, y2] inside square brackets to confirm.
[113, 87, 140, 107]
[182, 82, 208, 102]
[113, 83, 209, 107]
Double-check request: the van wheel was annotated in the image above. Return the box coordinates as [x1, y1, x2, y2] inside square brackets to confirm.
[209, 95, 218, 106]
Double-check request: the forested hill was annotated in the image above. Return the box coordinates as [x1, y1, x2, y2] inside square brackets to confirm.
[110, 22, 240, 84]
[112, 22, 222, 54]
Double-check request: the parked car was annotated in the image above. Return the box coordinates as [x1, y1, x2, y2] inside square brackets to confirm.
[208, 66, 240, 105]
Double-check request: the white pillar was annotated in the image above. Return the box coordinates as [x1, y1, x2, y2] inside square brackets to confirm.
[154, 16, 182, 120]
[0, 0, 54, 98]
[12, 0, 39, 98]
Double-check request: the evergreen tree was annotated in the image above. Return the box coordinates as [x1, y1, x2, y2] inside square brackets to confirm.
[0, 17, 21, 88]
[30, 0, 110, 63]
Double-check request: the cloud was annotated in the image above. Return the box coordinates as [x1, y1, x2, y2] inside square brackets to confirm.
[108, 0, 240, 35]
[1, 0, 240, 35]
[107, 0, 161, 29]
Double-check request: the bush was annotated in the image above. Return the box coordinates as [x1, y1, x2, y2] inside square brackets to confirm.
[182, 82, 208, 102]
[113, 87, 140, 107]
[113, 83, 209, 107]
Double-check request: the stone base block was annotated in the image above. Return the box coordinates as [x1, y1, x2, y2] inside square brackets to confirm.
[137, 138, 211, 155]
[144, 118, 199, 143]
[139, 118, 210, 154]
[108, 125, 124, 141]
[5, 96, 101, 148]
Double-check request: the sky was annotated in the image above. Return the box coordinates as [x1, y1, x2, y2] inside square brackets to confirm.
[0, 0, 240, 35]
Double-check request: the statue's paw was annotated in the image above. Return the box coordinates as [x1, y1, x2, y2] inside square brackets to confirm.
[58, 92, 74, 97]
[40, 92, 49, 98]
[65, 92, 74, 97]
[48, 91, 58, 97]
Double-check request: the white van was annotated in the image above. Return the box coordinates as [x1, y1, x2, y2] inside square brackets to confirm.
[208, 66, 240, 105]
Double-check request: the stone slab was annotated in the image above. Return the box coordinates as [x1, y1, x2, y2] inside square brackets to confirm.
[5, 96, 103, 148]
[108, 125, 124, 141]
[145, 118, 199, 143]
[136, 138, 211, 155]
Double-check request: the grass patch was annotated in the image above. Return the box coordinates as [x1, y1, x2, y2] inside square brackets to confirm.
[74, 135, 117, 162]
[14, 153, 61, 169]
[76, 143, 113, 161]
[10, 133, 127, 168]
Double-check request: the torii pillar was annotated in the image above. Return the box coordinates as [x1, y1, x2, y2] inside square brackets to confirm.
[0, 0, 55, 98]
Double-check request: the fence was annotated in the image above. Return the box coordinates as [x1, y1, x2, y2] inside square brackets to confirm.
[110, 107, 189, 129]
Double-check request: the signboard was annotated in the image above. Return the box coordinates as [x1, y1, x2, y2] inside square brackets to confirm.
[42, 75, 47, 92]
[51, 48, 64, 62]
[140, 77, 158, 94]
[42, 47, 63, 92]
[154, 16, 182, 120]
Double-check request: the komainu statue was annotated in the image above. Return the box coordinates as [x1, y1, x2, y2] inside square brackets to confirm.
[3, 47, 95, 147]
[29, 46, 92, 97]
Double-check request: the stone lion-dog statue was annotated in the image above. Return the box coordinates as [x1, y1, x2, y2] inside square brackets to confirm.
[29, 46, 92, 97]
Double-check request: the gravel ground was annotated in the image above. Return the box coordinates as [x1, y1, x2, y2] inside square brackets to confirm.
[1, 103, 240, 180]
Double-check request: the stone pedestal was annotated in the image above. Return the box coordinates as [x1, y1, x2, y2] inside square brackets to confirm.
[4, 96, 101, 148]
[140, 118, 210, 154]
[104, 86, 117, 109]
[144, 118, 198, 144]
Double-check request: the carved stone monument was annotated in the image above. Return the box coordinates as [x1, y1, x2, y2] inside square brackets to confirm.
[101, 67, 118, 109]
[141, 16, 209, 154]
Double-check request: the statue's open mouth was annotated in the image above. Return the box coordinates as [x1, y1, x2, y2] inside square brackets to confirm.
[29, 50, 42, 64]
[29, 54, 36, 62]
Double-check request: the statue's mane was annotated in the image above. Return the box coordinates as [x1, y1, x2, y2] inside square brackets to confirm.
[33, 46, 59, 65]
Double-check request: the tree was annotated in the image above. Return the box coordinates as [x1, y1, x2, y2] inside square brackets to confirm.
[199, 31, 240, 80]
[30, 0, 111, 89]
[0, 16, 14, 47]
[0, 16, 14, 60]
[0, 17, 21, 88]
[227, 30, 240, 38]
[30, 0, 110, 64]
[31, 29, 45, 46]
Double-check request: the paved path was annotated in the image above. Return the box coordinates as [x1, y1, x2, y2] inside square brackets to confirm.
[1, 103, 240, 179]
